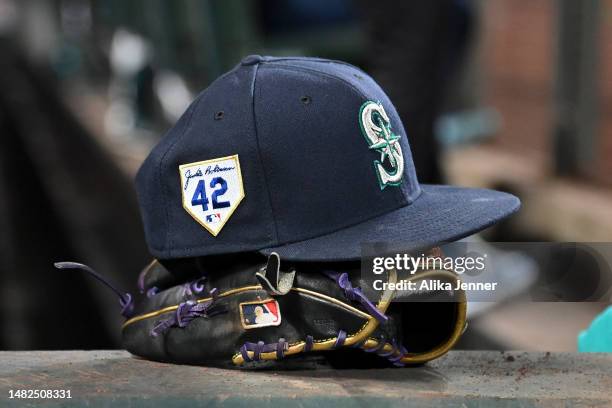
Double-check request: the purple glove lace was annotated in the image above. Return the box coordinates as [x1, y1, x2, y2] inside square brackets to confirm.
[358, 336, 409, 367]
[138, 264, 207, 299]
[240, 331, 408, 366]
[323, 271, 388, 323]
[146, 287, 159, 298]
[150, 288, 226, 337]
[182, 277, 207, 298]
[54, 262, 134, 318]
[240, 338, 289, 362]
[143, 277, 207, 299]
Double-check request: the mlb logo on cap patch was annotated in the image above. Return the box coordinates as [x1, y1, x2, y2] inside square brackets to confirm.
[179, 154, 244, 236]
[206, 213, 222, 223]
[240, 299, 281, 329]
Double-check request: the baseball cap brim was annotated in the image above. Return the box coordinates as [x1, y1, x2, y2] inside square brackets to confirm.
[259, 184, 520, 261]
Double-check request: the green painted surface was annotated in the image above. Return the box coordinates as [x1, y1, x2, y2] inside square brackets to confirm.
[579, 305, 612, 352]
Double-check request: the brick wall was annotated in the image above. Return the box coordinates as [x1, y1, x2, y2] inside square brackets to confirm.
[480, 0, 612, 183]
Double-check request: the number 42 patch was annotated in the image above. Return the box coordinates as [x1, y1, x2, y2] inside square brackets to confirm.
[179, 154, 245, 236]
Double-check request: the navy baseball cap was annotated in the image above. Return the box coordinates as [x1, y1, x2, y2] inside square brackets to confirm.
[136, 55, 519, 261]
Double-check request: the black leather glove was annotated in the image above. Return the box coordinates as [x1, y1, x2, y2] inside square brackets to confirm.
[56, 250, 466, 368]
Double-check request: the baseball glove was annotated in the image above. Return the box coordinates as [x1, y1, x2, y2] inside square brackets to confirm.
[55, 249, 466, 368]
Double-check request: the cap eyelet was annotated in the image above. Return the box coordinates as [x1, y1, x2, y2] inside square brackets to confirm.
[300, 96, 311, 105]
[214, 111, 224, 120]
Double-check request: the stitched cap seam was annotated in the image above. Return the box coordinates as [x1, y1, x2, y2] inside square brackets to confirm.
[250, 63, 280, 244]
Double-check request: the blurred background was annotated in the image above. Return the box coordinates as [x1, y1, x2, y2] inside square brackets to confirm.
[0, 0, 610, 352]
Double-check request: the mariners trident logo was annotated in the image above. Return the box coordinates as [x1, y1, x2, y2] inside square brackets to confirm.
[359, 101, 404, 189]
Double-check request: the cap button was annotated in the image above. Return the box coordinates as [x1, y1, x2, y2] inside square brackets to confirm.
[241, 55, 263, 66]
